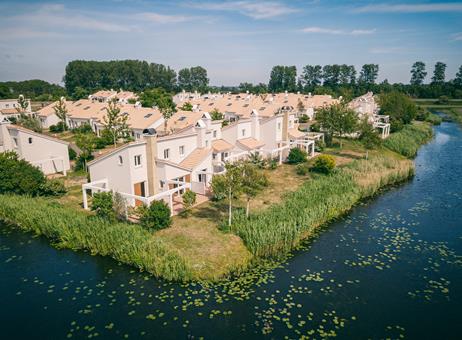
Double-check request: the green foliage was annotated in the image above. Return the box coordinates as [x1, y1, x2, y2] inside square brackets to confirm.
[103, 99, 130, 147]
[178, 66, 209, 92]
[383, 123, 433, 158]
[0, 194, 191, 280]
[287, 147, 308, 164]
[248, 152, 265, 169]
[0, 151, 46, 196]
[210, 173, 227, 201]
[181, 190, 197, 216]
[68, 147, 77, 160]
[91, 191, 115, 221]
[0, 80, 65, 100]
[53, 97, 68, 130]
[379, 92, 417, 132]
[268, 65, 297, 92]
[410, 61, 427, 85]
[179, 102, 193, 111]
[431, 62, 447, 84]
[315, 103, 358, 146]
[310, 122, 320, 132]
[139, 200, 172, 231]
[40, 179, 67, 196]
[241, 163, 268, 217]
[49, 122, 66, 133]
[295, 163, 309, 176]
[139, 87, 175, 109]
[298, 114, 309, 123]
[358, 118, 382, 157]
[210, 108, 223, 121]
[310, 154, 336, 174]
[18, 115, 42, 133]
[72, 123, 92, 134]
[436, 95, 450, 105]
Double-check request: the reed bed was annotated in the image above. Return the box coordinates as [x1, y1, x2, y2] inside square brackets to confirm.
[232, 155, 414, 257]
[383, 123, 433, 158]
[0, 194, 193, 281]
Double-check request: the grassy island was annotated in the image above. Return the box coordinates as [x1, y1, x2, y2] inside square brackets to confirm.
[0, 122, 433, 281]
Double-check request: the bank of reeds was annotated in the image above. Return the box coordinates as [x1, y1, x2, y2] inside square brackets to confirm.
[0, 194, 193, 281]
[232, 155, 414, 257]
[383, 122, 433, 158]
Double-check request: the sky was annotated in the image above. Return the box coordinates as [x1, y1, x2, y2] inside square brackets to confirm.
[0, 0, 461, 86]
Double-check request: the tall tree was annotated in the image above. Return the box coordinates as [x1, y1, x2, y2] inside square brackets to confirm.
[103, 99, 130, 147]
[410, 61, 427, 85]
[268, 65, 297, 92]
[358, 64, 379, 84]
[241, 163, 268, 217]
[455, 65, 462, 86]
[189, 66, 209, 92]
[322, 64, 341, 87]
[53, 97, 68, 130]
[316, 103, 358, 147]
[299, 65, 323, 90]
[16, 94, 29, 116]
[431, 62, 447, 84]
[378, 92, 417, 131]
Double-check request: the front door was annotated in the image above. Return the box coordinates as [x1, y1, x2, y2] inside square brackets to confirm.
[134, 182, 146, 206]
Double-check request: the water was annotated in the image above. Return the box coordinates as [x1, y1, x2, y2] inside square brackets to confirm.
[1, 121, 461, 339]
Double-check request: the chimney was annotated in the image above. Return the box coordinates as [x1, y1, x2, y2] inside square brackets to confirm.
[195, 120, 207, 148]
[251, 109, 260, 140]
[143, 132, 158, 196]
[282, 109, 289, 142]
[0, 119, 13, 151]
[202, 112, 212, 129]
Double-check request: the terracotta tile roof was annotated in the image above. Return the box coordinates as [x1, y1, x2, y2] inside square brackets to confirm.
[91, 90, 117, 98]
[37, 100, 73, 117]
[158, 110, 205, 133]
[237, 137, 265, 150]
[118, 105, 163, 130]
[288, 128, 306, 139]
[179, 148, 211, 170]
[116, 91, 136, 100]
[0, 108, 20, 115]
[212, 139, 233, 152]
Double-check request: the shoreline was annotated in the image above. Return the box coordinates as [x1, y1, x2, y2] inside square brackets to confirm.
[0, 122, 434, 282]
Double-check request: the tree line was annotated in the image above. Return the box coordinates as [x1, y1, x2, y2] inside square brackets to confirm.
[0, 79, 65, 101]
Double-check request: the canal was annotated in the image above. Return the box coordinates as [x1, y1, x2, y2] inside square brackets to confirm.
[1, 121, 461, 339]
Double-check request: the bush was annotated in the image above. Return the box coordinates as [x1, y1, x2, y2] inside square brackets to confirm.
[310, 154, 336, 174]
[40, 179, 67, 196]
[295, 163, 309, 176]
[310, 122, 320, 132]
[91, 191, 115, 221]
[68, 147, 77, 160]
[0, 151, 46, 196]
[299, 114, 309, 123]
[211, 174, 227, 201]
[72, 123, 92, 134]
[181, 190, 197, 216]
[287, 148, 307, 164]
[49, 122, 66, 133]
[139, 200, 172, 231]
[436, 95, 450, 105]
[425, 113, 442, 125]
[268, 159, 278, 170]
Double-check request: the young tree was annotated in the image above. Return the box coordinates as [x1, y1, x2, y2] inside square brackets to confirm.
[16, 94, 29, 116]
[210, 108, 223, 121]
[410, 61, 427, 85]
[181, 190, 197, 216]
[241, 163, 268, 217]
[53, 97, 68, 130]
[210, 162, 243, 226]
[91, 191, 115, 221]
[358, 118, 382, 159]
[431, 62, 447, 84]
[179, 102, 193, 111]
[103, 99, 129, 147]
[316, 103, 358, 147]
[75, 132, 96, 171]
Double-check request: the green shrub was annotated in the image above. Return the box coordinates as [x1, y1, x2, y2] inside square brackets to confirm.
[139, 200, 172, 231]
[287, 148, 307, 164]
[40, 179, 67, 196]
[295, 163, 309, 176]
[436, 95, 450, 105]
[299, 114, 309, 123]
[49, 122, 66, 133]
[68, 147, 77, 160]
[310, 154, 336, 174]
[425, 113, 442, 125]
[310, 122, 320, 132]
[72, 123, 93, 134]
[181, 190, 197, 216]
[268, 159, 278, 170]
[383, 123, 433, 158]
[0, 194, 191, 281]
[0, 151, 46, 196]
[91, 191, 115, 221]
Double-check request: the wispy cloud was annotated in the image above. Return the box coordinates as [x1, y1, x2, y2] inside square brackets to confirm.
[301, 27, 376, 35]
[452, 32, 462, 41]
[187, 1, 298, 19]
[354, 2, 462, 13]
[136, 12, 197, 24]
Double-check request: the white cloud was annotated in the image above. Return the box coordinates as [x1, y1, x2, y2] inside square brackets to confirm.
[301, 27, 376, 35]
[354, 2, 462, 13]
[187, 1, 298, 19]
[453, 32, 462, 41]
[136, 12, 196, 24]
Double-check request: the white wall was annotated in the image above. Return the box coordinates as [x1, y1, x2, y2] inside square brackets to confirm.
[157, 134, 198, 164]
[39, 114, 60, 128]
[260, 116, 283, 150]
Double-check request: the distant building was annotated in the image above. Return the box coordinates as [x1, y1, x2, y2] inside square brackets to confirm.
[0, 98, 32, 120]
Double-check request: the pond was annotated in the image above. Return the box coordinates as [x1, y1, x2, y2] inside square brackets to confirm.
[1, 121, 461, 339]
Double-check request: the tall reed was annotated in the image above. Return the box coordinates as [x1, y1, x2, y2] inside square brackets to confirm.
[0, 194, 193, 281]
[383, 123, 433, 158]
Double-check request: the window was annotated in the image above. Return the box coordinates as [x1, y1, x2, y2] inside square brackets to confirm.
[212, 153, 217, 160]
[28, 137, 33, 144]
[13, 138, 18, 147]
[134, 155, 142, 166]
[213, 130, 217, 138]
[179, 145, 185, 156]
[118, 156, 123, 165]
[205, 140, 209, 147]
[164, 149, 170, 159]
[241, 129, 246, 137]
[278, 122, 281, 130]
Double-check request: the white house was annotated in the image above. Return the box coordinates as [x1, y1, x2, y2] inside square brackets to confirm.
[0, 119, 70, 175]
[0, 98, 32, 120]
[349, 92, 391, 138]
[36, 100, 73, 128]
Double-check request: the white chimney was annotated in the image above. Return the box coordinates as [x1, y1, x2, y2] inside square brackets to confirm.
[195, 119, 207, 148]
[251, 109, 260, 140]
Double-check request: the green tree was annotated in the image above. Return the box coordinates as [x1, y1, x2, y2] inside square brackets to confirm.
[91, 191, 115, 221]
[16, 94, 29, 116]
[181, 190, 196, 216]
[190, 66, 209, 92]
[179, 102, 193, 111]
[210, 162, 243, 226]
[268, 65, 297, 92]
[210, 108, 223, 120]
[73, 86, 89, 100]
[431, 62, 447, 84]
[53, 97, 68, 130]
[410, 61, 427, 85]
[299, 65, 323, 90]
[455, 65, 462, 86]
[378, 92, 417, 131]
[138, 200, 172, 231]
[241, 163, 268, 217]
[75, 132, 96, 171]
[358, 118, 382, 159]
[178, 68, 192, 91]
[316, 103, 358, 147]
[358, 64, 379, 85]
[103, 99, 130, 147]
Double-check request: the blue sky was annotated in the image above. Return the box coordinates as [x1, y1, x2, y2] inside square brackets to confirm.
[0, 0, 461, 86]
